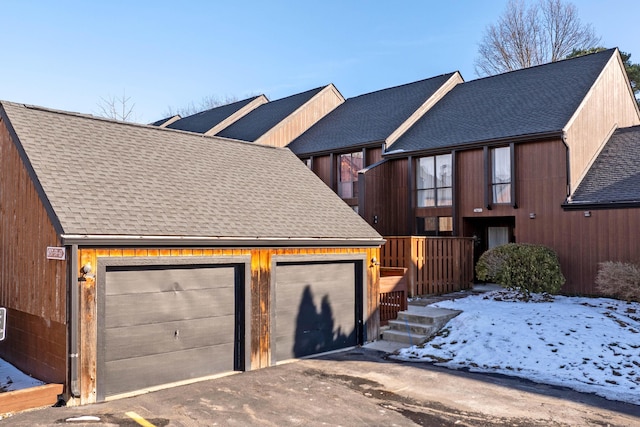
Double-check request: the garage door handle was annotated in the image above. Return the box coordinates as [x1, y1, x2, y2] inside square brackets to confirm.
[174, 330, 179, 339]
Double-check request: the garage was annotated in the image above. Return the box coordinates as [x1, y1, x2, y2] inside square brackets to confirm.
[96, 260, 247, 400]
[273, 258, 364, 362]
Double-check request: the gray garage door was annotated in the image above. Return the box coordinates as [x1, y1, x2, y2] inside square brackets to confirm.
[274, 261, 362, 362]
[98, 264, 241, 399]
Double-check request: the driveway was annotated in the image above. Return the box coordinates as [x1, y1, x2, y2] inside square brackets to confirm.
[3, 346, 639, 426]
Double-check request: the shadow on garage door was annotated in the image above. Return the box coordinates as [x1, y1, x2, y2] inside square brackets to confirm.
[96, 261, 246, 401]
[273, 259, 364, 363]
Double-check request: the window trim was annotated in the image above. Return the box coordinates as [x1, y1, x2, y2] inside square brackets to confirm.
[415, 153, 453, 208]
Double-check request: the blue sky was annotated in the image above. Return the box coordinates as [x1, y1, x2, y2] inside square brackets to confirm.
[1, 1, 638, 123]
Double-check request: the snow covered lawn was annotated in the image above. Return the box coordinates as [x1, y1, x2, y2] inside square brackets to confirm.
[395, 290, 640, 406]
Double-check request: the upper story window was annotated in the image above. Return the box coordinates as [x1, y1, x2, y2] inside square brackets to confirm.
[416, 154, 452, 207]
[491, 147, 511, 204]
[304, 158, 312, 168]
[338, 152, 363, 198]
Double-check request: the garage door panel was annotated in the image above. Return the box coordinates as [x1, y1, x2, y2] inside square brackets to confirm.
[104, 343, 235, 397]
[105, 315, 235, 361]
[105, 288, 235, 328]
[276, 264, 352, 286]
[106, 267, 236, 295]
[101, 263, 242, 399]
[275, 262, 358, 361]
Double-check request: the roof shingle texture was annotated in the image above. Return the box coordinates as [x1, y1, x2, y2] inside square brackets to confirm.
[166, 96, 262, 133]
[216, 86, 324, 142]
[287, 73, 458, 156]
[390, 49, 616, 153]
[571, 125, 640, 204]
[2, 101, 381, 240]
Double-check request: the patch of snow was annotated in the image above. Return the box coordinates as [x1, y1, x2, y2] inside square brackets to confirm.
[394, 290, 640, 405]
[0, 360, 45, 392]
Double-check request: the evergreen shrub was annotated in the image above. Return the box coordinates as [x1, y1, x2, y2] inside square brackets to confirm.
[476, 243, 565, 294]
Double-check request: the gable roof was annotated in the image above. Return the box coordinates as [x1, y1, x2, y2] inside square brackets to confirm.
[166, 95, 265, 133]
[568, 125, 640, 207]
[216, 86, 326, 142]
[0, 101, 382, 245]
[287, 73, 460, 156]
[389, 49, 617, 154]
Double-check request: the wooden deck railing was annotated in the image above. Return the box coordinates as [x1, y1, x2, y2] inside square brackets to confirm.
[381, 237, 474, 297]
[379, 267, 408, 325]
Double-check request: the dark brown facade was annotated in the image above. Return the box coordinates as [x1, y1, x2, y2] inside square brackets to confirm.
[361, 138, 640, 295]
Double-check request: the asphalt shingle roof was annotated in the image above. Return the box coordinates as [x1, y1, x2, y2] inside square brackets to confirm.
[166, 96, 263, 133]
[287, 74, 458, 156]
[571, 125, 640, 204]
[216, 86, 325, 142]
[390, 49, 617, 153]
[1, 101, 382, 242]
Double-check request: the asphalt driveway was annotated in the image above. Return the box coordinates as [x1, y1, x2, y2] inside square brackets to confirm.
[3, 346, 639, 426]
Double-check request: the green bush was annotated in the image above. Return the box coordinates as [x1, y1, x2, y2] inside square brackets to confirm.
[595, 261, 640, 302]
[476, 243, 565, 295]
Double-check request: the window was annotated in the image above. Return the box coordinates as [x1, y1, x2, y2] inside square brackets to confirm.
[416, 154, 452, 207]
[417, 216, 453, 236]
[338, 152, 363, 198]
[304, 158, 312, 168]
[491, 147, 511, 204]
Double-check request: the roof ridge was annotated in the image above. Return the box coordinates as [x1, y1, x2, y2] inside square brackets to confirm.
[347, 72, 458, 100]
[466, 48, 617, 85]
[1, 99, 283, 151]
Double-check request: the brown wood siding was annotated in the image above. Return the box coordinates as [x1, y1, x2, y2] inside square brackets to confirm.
[361, 158, 410, 236]
[256, 86, 344, 148]
[565, 54, 640, 192]
[76, 246, 379, 405]
[455, 140, 640, 295]
[311, 155, 332, 188]
[365, 146, 383, 165]
[0, 119, 67, 383]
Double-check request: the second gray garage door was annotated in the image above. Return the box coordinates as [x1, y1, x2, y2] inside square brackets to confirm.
[274, 260, 363, 362]
[97, 263, 244, 400]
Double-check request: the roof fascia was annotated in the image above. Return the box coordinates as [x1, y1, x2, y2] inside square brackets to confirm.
[382, 131, 563, 159]
[204, 95, 269, 136]
[386, 72, 463, 148]
[157, 115, 181, 128]
[0, 104, 65, 235]
[295, 140, 385, 158]
[562, 200, 640, 210]
[60, 234, 385, 248]
[253, 84, 345, 145]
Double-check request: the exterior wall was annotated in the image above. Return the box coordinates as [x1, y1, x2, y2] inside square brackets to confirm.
[456, 140, 640, 295]
[361, 158, 410, 236]
[310, 154, 332, 188]
[565, 53, 640, 193]
[0, 119, 67, 384]
[257, 85, 344, 148]
[75, 246, 379, 404]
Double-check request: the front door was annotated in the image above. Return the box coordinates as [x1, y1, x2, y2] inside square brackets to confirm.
[463, 216, 515, 279]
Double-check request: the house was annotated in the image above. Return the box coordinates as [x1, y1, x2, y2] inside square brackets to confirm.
[0, 101, 384, 405]
[287, 73, 462, 213]
[164, 85, 344, 147]
[355, 48, 640, 295]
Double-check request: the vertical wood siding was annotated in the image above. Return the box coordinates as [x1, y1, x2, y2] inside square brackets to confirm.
[76, 246, 379, 405]
[0, 119, 66, 383]
[361, 159, 410, 236]
[565, 54, 640, 192]
[257, 86, 344, 148]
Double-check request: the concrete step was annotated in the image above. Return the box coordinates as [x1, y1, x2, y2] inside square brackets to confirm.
[382, 329, 428, 345]
[380, 306, 462, 346]
[387, 319, 437, 336]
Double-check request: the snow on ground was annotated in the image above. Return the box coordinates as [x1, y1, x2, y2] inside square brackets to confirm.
[395, 290, 640, 406]
[0, 359, 44, 392]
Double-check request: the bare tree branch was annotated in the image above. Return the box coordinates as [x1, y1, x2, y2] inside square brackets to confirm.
[475, 0, 600, 77]
[96, 90, 137, 122]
